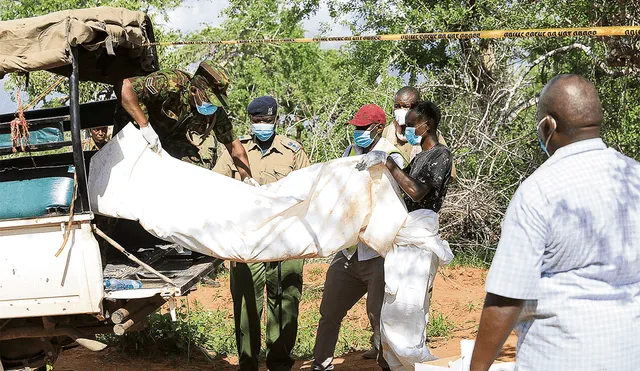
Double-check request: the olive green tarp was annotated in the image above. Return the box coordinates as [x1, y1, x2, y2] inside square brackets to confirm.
[0, 6, 157, 83]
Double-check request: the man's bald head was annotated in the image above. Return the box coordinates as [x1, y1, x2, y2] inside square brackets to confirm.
[394, 86, 421, 108]
[538, 74, 603, 132]
[537, 74, 602, 155]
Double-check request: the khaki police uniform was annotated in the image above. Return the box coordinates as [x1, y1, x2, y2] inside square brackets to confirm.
[213, 133, 311, 371]
[83, 127, 113, 151]
[382, 123, 457, 179]
[213, 133, 311, 183]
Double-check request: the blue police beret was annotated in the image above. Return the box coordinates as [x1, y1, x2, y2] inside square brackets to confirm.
[247, 96, 278, 116]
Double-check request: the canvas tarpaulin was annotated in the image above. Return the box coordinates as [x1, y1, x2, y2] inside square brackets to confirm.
[0, 7, 157, 83]
[88, 123, 452, 263]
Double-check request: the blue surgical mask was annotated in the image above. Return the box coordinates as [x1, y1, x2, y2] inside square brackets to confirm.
[252, 123, 275, 141]
[353, 129, 375, 148]
[197, 102, 218, 116]
[537, 117, 555, 157]
[405, 126, 422, 145]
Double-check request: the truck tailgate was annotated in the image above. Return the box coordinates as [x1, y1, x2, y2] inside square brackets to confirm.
[102, 246, 218, 300]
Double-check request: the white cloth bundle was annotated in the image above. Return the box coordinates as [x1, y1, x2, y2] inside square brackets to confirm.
[89, 124, 454, 370]
[382, 210, 454, 371]
[88, 123, 408, 261]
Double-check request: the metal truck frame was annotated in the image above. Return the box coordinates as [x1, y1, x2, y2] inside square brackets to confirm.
[0, 13, 217, 371]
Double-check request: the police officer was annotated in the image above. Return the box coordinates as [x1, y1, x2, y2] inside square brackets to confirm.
[213, 96, 310, 371]
[116, 60, 252, 177]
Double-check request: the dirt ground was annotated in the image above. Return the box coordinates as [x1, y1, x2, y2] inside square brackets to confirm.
[54, 263, 516, 371]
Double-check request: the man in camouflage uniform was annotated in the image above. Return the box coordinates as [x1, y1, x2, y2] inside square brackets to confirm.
[214, 96, 310, 371]
[116, 60, 252, 177]
[82, 126, 111, 151]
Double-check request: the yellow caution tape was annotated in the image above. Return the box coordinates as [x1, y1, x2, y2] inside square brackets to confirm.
[146, 26, 640, 47]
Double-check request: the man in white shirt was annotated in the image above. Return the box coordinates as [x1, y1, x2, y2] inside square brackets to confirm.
[383, 86, 456, 179]
[312, 104, 406, 371]
[471, 74, 640, 371]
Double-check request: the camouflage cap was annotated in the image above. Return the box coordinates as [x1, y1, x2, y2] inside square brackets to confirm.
[194, 60, 229, 107]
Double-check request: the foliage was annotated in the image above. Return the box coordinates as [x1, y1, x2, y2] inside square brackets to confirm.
[448, 248, 493, 269]
[1, 0, 639, 261]
[102, 293, 371, 361]
[318, 0, 640, 260]
[163, 0, 403, 161]
[427, 311, 455, 338]
[293, 289, 370, 359]
[99, 301, 236, 359]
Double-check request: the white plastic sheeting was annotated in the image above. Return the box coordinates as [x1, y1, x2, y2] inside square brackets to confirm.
[382, 210, 454, 371]
[414, 340, 515, 371]
[89, 124, 455, 369]
[89, 123, 408, 261]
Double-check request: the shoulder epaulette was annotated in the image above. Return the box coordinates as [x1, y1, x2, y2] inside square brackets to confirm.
[281, 137, 302, 153]
[239, 134, 252, 142]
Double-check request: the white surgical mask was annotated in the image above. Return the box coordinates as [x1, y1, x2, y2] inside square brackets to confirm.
[394, 109, 409, 126]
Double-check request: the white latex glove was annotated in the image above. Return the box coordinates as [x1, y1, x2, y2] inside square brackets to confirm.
[355, 150, 389, 171]
[140, 124, 162, 153]
[243, 177, 260, 187]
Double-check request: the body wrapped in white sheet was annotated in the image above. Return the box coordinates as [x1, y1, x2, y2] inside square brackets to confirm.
[89, 124, 408, 261]
[89, 124, 454, 370]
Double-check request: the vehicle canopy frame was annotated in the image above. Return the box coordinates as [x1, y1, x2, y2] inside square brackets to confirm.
[0, 6, 159, 213]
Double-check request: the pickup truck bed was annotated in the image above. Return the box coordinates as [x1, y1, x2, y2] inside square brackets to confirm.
[103, 245, 217, 299]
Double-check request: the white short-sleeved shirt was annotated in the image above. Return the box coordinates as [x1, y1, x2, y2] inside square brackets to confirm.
[486, 138, 640, 371]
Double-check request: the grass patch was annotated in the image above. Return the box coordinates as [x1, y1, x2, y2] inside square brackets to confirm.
[447, 246, 493, 269]
[103, 288, 371, 363]
[300, 284, 324, 301]
[307, 266, 325, 280]
[335, 320, 371, 356]
[291, 307, 321, 358]
[292, 307, 370, 359]
[99, 300, 236, 360]
[427, 311, 455, 338]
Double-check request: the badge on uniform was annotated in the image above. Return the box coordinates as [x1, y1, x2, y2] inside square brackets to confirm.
[284, 140, 300, 152]
[145, 77, 159, 95]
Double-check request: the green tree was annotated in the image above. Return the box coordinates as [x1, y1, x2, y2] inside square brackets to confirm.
[164, 0, 405, 162]
[317, 0, 640, 256]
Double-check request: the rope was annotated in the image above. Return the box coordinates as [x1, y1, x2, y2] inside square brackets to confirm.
[10, 76, 66, 153]
[144, 25, 640, 47]
[24, 76, 66, 111]
[10, 87, 29, 152]
[55, 172, 77, 258]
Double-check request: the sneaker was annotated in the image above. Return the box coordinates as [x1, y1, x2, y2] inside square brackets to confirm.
[362, 347, 378, 359]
